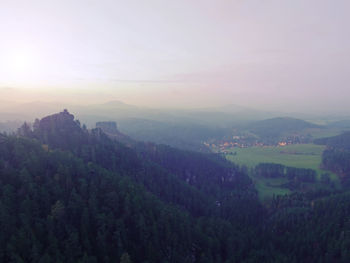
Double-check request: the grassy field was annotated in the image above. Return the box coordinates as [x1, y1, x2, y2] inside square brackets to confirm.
[226, 144, 325, 172]
[253, 177, 291, 201]
[224, 144, 339, 201]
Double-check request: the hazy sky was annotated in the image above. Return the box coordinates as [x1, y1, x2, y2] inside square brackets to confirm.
[0, 0, 349, 111]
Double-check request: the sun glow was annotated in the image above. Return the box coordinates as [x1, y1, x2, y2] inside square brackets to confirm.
[0, 47, 47, 85]
[8, 52, 35, 72]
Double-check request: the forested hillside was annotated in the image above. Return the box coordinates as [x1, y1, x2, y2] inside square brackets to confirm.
[315, 132, 350, 186]
[117, 118, 226, 152]
[245, 117, 318, 144]
[0, 110, 349, 262]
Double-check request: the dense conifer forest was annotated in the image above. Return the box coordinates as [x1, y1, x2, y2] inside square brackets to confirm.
[0, 110, 349, 262]
[316, 132, 350, 186]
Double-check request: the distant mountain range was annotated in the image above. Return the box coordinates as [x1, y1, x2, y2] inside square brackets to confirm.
[0, 100, 345, 152]
[0, 100, 276, 128]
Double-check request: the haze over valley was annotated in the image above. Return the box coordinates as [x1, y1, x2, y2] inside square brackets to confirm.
[1, 0, 350, 262]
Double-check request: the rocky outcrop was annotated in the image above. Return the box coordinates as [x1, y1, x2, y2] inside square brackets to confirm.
[34, 109, 86, 150]
[95, 121, 133, 146]
[39, 109, 77, 131]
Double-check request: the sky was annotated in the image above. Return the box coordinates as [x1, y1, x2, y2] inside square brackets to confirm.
[0, 0, 349, 111]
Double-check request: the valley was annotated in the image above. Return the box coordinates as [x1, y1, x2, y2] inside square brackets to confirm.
[222, 144, 340, 200]
[1, 109, 350, 262]
[2, 1, 350, 261]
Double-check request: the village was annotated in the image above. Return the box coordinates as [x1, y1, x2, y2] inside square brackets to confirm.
[205, 134, 310, 153]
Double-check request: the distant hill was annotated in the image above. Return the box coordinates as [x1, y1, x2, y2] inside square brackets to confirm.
[246, 117, 320, 139]
[327, 119, 350, 129]
[315, 131, 350, 151]
[101, 100, 135, 107]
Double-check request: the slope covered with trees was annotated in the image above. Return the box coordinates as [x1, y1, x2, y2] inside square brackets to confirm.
[117, 118, 226, 152]
[244, 117, 318, 144]
[6, 110, 264, 262]
[315, 132, 350, 186]
[0, 110, 349, 262]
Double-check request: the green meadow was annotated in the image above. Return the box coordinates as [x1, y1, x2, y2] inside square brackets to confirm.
[226, 144, 325, 171]
[224, 144, 339, 201]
